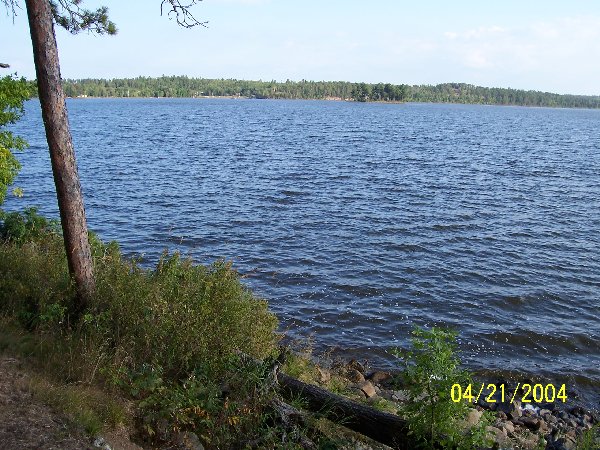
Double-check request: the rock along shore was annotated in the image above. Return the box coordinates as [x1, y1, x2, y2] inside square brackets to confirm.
[314, 357, 599, 450]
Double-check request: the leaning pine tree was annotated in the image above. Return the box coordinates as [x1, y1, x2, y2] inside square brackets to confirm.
[2, 0, 205, 318]
[25, 0, 103, 315]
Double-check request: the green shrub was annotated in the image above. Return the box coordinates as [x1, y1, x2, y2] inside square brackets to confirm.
[0, 73, 34, 205]
[396, 326, 491, 450]
[129, 356, 281, 447]
[0, 221, 71, 326]
[0, 210, 278, 377]
[91, 251, 279, 379]
[0, 207, 60, 243]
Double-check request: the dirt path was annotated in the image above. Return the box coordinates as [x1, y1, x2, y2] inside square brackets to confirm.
[0, 356, 93, 450]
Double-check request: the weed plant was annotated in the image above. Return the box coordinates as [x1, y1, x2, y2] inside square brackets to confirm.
[575, 424, 600, 450]
[396, 326, 492, 450]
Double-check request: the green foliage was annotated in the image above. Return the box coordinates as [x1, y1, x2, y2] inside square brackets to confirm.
[351, 81, 409, 102]
[576, 424, 600, 450]
[58, 76, 600, 107]
[0, 225, 279, 378]
[397, 326, 491, 449]
[0, 74, 32, 132]
[0, 74, 33, 205]
[49, 0, 117, 35]
[60, 75, 409, 102]
[0, 207, 60, 243]
[351, 83, 371, 102]
[282, 352, 320, 384]
[0, 216, 71, 326]
[351, 82, 409, 102]
[26, 375, 128, 436]
[408, 82, 600, 108]
[130, 357, 281, 447]
[91, 251, 279, 379]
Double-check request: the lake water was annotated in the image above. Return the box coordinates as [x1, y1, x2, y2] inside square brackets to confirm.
[6, 98, 600, 407]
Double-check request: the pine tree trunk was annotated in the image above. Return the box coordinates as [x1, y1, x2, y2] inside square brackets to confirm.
[25, 0, 95, 314]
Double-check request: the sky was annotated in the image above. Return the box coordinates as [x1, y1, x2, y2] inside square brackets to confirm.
[2, 0, 600, 95]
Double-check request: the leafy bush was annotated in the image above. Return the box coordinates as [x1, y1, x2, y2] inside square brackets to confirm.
[0, 210, 278, 374]
[397, 326, 491, 449]
[0, 74, 34, 205]
[0, 215, 70, 326]
[88, 251, 279, 380]
[128, 356, 282, 447]
[0, 207, 60, 243]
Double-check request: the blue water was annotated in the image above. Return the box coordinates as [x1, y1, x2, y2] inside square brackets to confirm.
[6, 98, 600, 406]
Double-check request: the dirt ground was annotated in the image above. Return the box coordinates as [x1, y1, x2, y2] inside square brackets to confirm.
[0, 355, 147, 450]
[0, 355, 94, 449]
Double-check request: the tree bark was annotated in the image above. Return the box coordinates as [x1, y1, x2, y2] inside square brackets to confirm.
[25, 0, 95, 313]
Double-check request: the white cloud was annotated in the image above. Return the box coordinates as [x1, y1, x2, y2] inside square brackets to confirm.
[530, 22, 560, 39]
[463, 50, 492, 69]
[434, 16, 600, 92]
[459, 25, 508, 40]
[341, 16, 600, 94]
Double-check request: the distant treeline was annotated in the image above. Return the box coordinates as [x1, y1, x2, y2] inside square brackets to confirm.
[56, 76, 600, 108]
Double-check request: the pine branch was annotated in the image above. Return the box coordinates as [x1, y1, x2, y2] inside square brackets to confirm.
[50, 0, 117, 35]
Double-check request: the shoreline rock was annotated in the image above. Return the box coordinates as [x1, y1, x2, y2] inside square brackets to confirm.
[316, 357, 599, 450]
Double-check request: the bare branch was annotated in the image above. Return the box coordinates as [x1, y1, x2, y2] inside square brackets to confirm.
[2, 0, 21, 22]
[161, 0, 207, 28]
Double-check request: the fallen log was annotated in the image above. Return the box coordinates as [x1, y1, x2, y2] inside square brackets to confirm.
[276, 371, 410, 449]
[234, 350, 411, 448]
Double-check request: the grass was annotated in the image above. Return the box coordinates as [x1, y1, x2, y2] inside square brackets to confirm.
[368, 396, 400, 414]
[281, 350, 321, 384]
[27, 376, 128, 436]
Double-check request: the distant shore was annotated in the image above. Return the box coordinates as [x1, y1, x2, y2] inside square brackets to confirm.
[54, 76, 600, 109]
[64, 95, 595, 110]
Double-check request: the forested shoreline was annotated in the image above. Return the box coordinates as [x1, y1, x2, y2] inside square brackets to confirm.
[57, 76, 600, 108]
